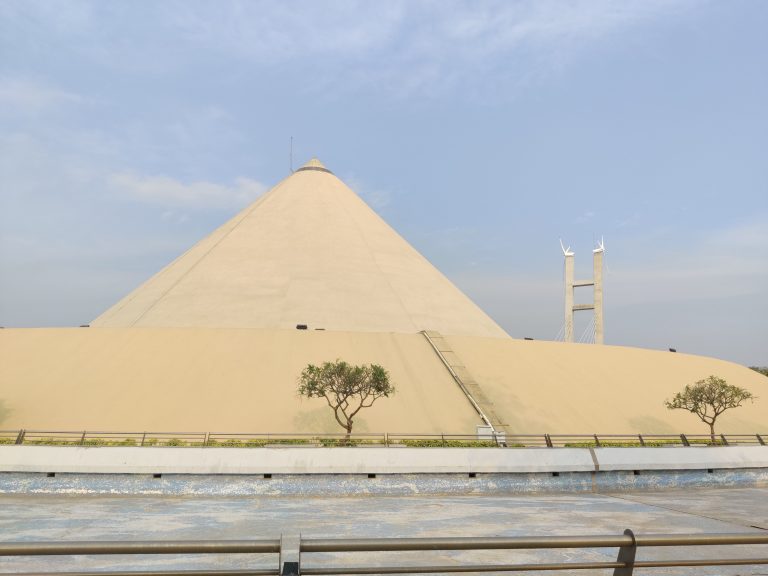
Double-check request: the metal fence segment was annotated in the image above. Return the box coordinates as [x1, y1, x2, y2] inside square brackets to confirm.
[2, 429, 767, 448]
[2, 532, 768, 575]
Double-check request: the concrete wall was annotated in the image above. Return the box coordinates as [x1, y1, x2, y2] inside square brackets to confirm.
[3, 469, 767, 496]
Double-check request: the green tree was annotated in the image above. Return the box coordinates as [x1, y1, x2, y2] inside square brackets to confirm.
[298, 360, 395, 439]
[749, 366, 768, 378]
[665, 375, 756, 442]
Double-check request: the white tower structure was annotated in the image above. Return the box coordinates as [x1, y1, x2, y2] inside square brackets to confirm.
[561, 239, 604, 344]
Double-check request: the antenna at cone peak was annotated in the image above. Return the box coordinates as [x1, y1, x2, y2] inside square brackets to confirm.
[296, 157, 332, 174]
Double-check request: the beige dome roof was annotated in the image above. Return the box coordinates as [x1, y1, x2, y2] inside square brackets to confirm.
[297, 157, 330, 171]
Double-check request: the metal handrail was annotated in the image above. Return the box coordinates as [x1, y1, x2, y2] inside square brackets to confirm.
[298, 532, 768, 575]
[2, 532, 767, 576]
[1, 429, 767, 448]
[0, 539, 281, 556]
[302, 535, 635, 551]
[301, 533, 768, 550]
[0, 571, 275, 576]
[300, 559, 768, 574]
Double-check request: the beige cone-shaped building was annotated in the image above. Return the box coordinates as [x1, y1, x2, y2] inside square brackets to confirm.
[0, 159, 765, 434]
[93, 159, 506, 338]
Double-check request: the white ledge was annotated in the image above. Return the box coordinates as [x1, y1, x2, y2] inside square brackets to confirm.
[0, 446, 766, 475]
[0, 446, 591, 474]
[594, 445, 768, 471]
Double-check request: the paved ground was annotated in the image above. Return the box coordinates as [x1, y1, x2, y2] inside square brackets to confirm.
[1, 486, 767, 574]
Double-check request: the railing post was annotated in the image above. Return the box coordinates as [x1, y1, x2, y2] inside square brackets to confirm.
[80, 431, 87, 446]
[612, 528, 636, 575]
[384, 433, 389, 447]
[15, 429, 26, 445]
[594, 434, 601, 447]
[280, 534, 300, 576]
[720, 434, 729, 446]
[545, 434, 553, 448]
[203, 432, 209, 447]
[680, 434, 690, 447]
[638, 434, 645, 447]
[140, 432, 146, 447]
[757, 434, 765, 446]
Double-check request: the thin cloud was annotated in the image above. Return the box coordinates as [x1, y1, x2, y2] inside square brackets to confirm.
[574, 210, 596, 224]
[0, 77, 83, 115]
[298, 0, 696, 98]
[1, 1, 696, 99]
[601, 217, 768, 305]
[109, 172, 267, 210]
[161, 1, 404, 63]
[345, 175, 393, 210]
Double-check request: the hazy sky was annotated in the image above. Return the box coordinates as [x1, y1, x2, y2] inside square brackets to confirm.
[1, 1, 766, 365]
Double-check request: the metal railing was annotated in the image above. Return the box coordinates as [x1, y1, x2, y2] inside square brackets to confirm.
[1, 429, 766, 448]
[1, 531, 768, 575]
[0, 539, 280, 576]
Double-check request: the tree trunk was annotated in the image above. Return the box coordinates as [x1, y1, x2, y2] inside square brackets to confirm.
[709, 422, 716, 445]
[343, 422, 353, 446]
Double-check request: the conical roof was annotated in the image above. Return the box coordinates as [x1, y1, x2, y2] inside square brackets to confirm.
[92, 159, 508, 337]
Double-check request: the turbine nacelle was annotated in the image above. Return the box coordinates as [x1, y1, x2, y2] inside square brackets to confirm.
[559, 239, 574, 257]
[593, 236, 605, 254]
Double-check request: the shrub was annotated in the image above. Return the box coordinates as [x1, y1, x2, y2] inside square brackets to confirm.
[82, 438, 107, 446]
[401, 439, 499, 448]
[268, 438, 311, 445]
[319, 438, 362, 447]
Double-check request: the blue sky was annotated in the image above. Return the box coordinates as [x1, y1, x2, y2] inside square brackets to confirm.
[1, 1, 766, 365]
